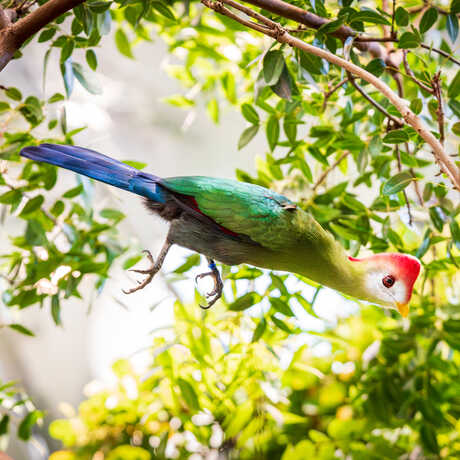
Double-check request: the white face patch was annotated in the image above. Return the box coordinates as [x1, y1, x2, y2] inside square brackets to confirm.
[364, 269, 408, 307]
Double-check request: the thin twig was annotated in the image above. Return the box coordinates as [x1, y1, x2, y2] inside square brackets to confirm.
[420, 43, 460, 67]
[322, 77, 348, 110]
[313, 151, 350, 191]
[402, 50, 434, 94]
[347, 71, 403, 127]
[355, 36, 398, 42]
[432, 71, 445, 147]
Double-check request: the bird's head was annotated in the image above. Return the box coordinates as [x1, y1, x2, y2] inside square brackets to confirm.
[349, 253, 421, 317]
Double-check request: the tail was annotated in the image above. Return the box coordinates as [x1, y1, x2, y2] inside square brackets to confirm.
[20, 144, 166, 202]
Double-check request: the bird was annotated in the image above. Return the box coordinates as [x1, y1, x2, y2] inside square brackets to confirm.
[20, 143, 421, 315]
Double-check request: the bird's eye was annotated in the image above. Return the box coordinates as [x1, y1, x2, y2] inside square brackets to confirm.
[382, 275, 395, 288]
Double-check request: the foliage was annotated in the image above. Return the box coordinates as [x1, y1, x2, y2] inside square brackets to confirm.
[0, 0, 459, 457]
[0, 380, 44, 447]
[49, 301, 460, 459]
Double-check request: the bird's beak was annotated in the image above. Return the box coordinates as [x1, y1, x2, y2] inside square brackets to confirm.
[396, 302, 409, 317]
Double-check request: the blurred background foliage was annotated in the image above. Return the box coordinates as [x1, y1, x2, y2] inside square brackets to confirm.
[0, 0, 459, 457]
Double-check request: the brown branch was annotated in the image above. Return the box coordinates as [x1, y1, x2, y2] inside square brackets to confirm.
[432, 71, 445, 146]
[346, 71, 403, 126]
[0, 0, 85, 72]
[313, 151, 350, 191]
[322, 77, 348, 110]
[421, 43, 460, 67]
[241, 0, 394, 64]
[203, 0, 460, 191]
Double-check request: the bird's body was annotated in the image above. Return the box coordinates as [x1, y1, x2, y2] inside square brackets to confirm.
[20, 144, 421, 314]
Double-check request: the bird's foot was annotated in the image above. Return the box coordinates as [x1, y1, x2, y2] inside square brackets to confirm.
[122, 241, 172, 294]
[195, 260, 223, 309]
[122, 250, 158, 294]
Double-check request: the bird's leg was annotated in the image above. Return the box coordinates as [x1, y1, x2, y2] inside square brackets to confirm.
[195, 258, 223, 309]
[122, 240, 172, 294]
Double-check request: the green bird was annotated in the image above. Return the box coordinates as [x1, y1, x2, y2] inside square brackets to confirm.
[20, 144, 421, 315]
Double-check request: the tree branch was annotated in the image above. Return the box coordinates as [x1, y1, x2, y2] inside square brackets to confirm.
[313, 151, 350, 191]
[346, 71, 403, 127]
[202, 0, 460, 192]
[241, 0, 394, 64]
[0, 0, 85, 72]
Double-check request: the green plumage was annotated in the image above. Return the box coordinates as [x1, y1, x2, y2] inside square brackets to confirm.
[163, 176, 366, 298]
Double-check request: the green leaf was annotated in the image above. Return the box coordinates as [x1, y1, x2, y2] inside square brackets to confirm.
[448, 70, 460, 99]
[252, 317, 266, 342]
[420, 8, 438, 33]
[164, 95, 194, 108]
[61, 59, 74, 98]
[25, 220, 47, 246]
[420, 423, 439, 454]
[60, 39, 75, 63]
[266, 115, 279, 151]
[222, 73, 237, 104]
[51, 295, 61, 326]
[452, 220, 460, 250]
[429, 206, 445, 231]
[365, 58, 386, 77]
[271, 63, 295, 100]
[123, 160, 147, 169]
[86, 49, 98, 70]
[228, 292, 262, 311]
[410, 98, 423, 115]
[383, 129, 409, 144]
[9, 324, 35, 336]
[100, 208, 125, 222]
[318, 17, 346, 34]
[271, 315, 292, 333]
[447, 13, 459, 43]
[452, 122, 460, 136]
[452, 0, 460, 14]
[19, 195, 44, 217]
[174, 254, 201, 274]
[63, 184, 83, 198]
[382, 171, 413, 195]
[241, 103, 259, 125]
[395, 7, 409, 26]
[349, 10, 390, 25]
[18, 410, 43, 440]
[238, 125, 259, 150]
[151, 2, 176, 20]
[115, 28, 134, 58]
[207, 98, 219, 123]
[0, 190, 21, 204]
[177, 378, 199, 411]
[71, 62, 102, 95]
[0, 415, 9, 436]
[5, 87, 22, 101]
[263, 50, 284, 86]
[0, 101, 10, 112]
[299, 51, 323, 75]
[48, 93, 65, 103]
[398, 32, 420, 49]
[38, 28, 56, 43]
[123, 255, 143, 269]
[270, 297, 294, 317]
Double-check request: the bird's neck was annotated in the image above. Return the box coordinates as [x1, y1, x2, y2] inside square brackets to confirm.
[286, 211, 368, 296]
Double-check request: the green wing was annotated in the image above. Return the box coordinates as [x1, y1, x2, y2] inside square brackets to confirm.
[161, 176, 297, 250]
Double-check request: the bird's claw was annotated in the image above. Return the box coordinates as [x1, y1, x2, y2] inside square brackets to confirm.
[122, 250, 157, 294]
[195, 262, 223, 309]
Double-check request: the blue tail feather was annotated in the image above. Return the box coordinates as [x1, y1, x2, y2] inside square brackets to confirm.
[20, 143, 166, 203]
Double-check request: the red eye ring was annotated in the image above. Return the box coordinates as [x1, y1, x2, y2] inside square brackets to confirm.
[382, 275, 395, 288]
